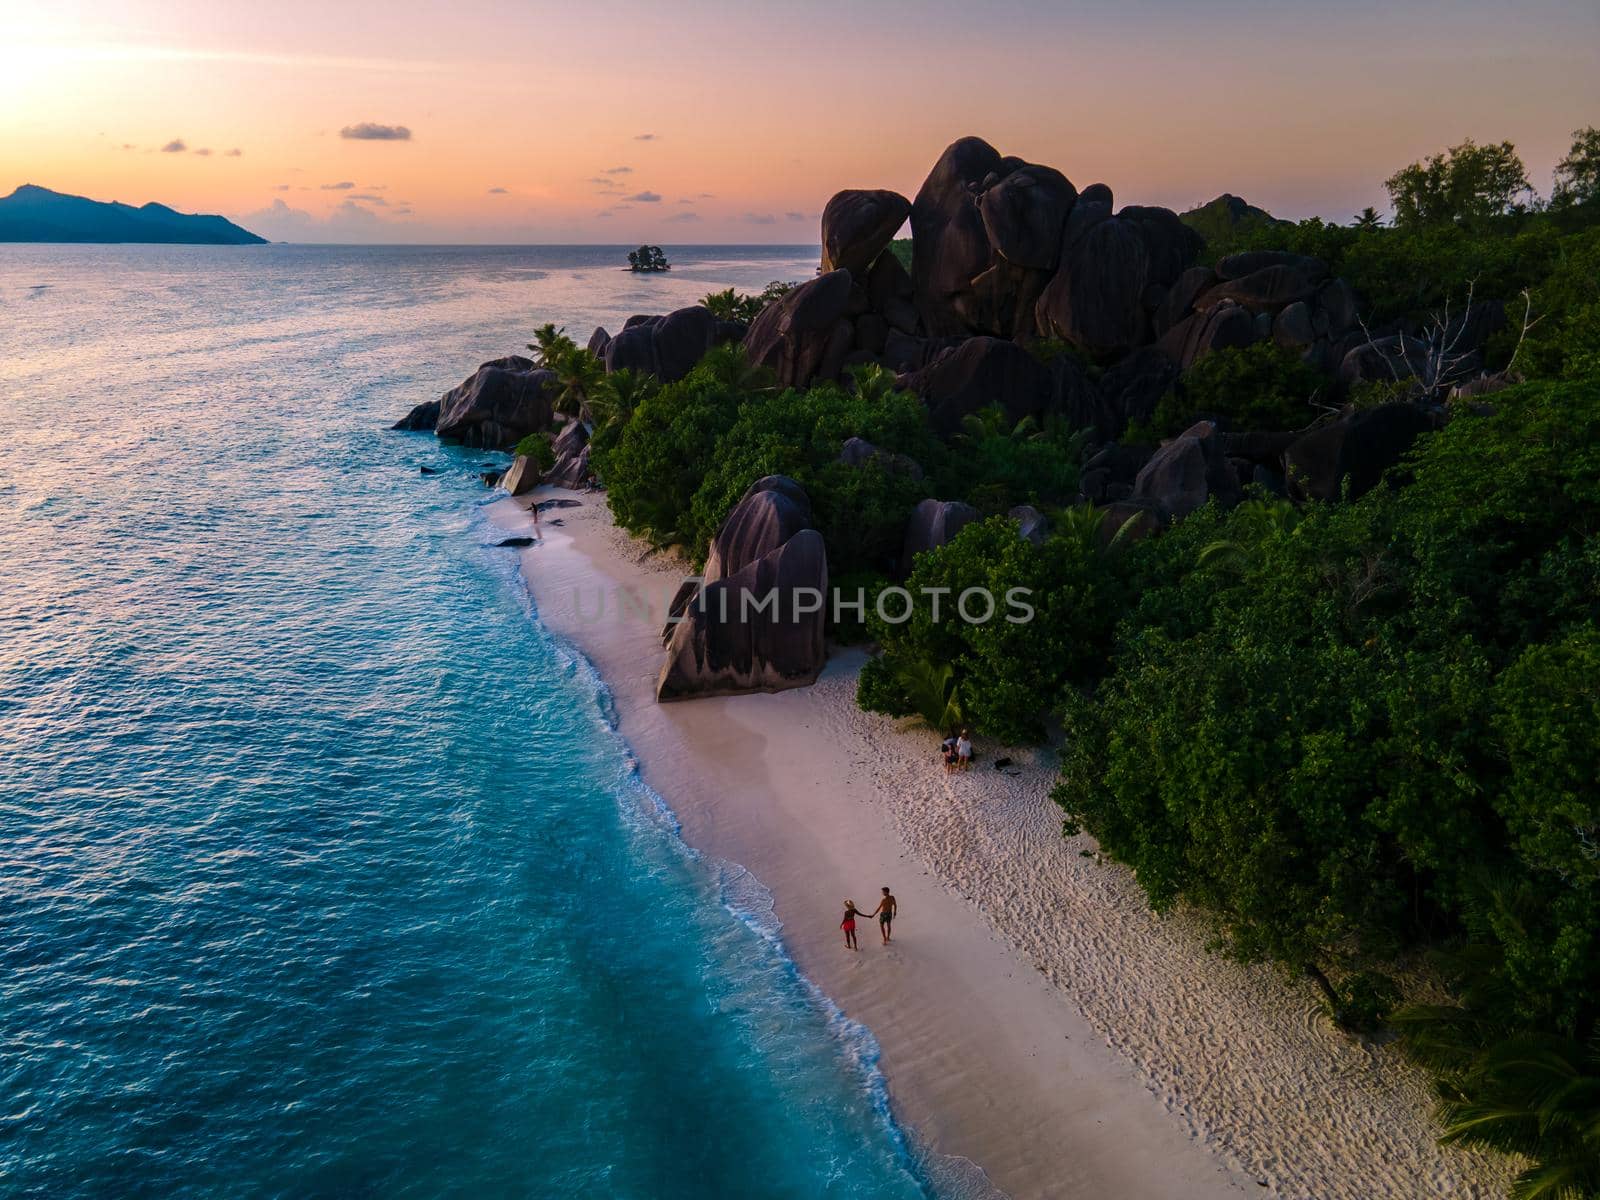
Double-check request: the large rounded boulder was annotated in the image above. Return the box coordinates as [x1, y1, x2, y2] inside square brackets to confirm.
[1283, 404, 1433, 502]
[901, 336, 1053, 437]
[602, 305, 721, 382]
[901, 498, 979, 569]
[910, 137, 1007, 336]
[743, 270, 855, 388]
[434, 357, 556, 449]
[658, 476, 828, 701]
[821, 189, 911, 275]
[977, 164, 1077, 270]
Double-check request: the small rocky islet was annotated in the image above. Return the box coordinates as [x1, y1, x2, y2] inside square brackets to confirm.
[394, 134, 1508, 702]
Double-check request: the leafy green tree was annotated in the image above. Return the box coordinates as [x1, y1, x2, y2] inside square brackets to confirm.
[687, 374, 937, 571]
[1552, 127, 1600, 209]
[1385, 138, 1533, 227]
[861, 515, 1128, 743]
[1129, 343, 1328, 440]
[1353, 206, 1384, 231]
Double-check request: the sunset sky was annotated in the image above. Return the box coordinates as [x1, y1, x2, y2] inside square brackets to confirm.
[3, 0, 1597, 243]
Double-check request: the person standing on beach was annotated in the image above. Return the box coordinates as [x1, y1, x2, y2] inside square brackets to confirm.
[840, 900, 862, 951]
[531, 500, 541, 540]
[867, 887, 897, 944]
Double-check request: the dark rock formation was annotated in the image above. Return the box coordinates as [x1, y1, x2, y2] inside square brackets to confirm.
[703, 476, 815, 583]
[545, 420, 591, 489]
[434, 357, 555, 449]
[1338, 335, 1431, 386]
[1214, 250, 1326, 282]
[903, 336, 1052, 437]
[821, 189, 911, 275]
[500, 453, 543, 496]
[978, 166, 1077, 270]
[1199, 263, 1324, 312]
[392, 398, 441, 431]
[743, 270, 855, 388]
[901, 498, 979, 567]
[1009, 504, 1049, 544]
[1097, 346, 1180, 433]
[657, 476, 828, 701]
[1157, 302, 1257, 368]
[1099, 500, 1161, 545]
[839, 436, 924, 479]
[1133, 419, 1239, 520]
[586, 326, 611, 357]
[911, 137, 1005, 336]
[1283, 404, 1433, 502]
[603, 305, 720, 383]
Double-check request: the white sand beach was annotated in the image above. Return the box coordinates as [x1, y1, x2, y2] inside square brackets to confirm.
[493, 488, 1512, 1200]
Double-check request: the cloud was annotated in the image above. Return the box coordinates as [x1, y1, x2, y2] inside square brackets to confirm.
[628, 191, 662, 203]
[596, 210, 614, 219]
[665, 212, 701, 223]
[120, 143, 135, 151]
[697, 192, 716, 199]
[784, 211, 806, 221]
[392, 207, 413, 215]
[633, 133, 658, 141]
[340, 122, 412, 141]
[237, 197, 386, 241]
[603, 166, 632, 174]
[193, 148, 213, 157]
[161, 139, 186, 153]
[321, 181, 355, 190]
[349, 193, 387, 204]
[676, 198, 694, 205]
[487, 187, 508, 194]
[743, 212, 777, 225]
[274, 184, 291, 191]
[225, 148, 242, 157]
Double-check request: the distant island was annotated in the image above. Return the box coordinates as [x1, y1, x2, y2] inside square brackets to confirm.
[626, 244, 670, 272]
[0, 184, 266, 245]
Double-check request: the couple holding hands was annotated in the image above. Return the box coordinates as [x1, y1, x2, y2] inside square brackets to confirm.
[839, 887, 897, 950]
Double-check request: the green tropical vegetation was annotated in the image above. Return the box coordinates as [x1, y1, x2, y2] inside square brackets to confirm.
[577, 129, 1600, 1195]
[701, 281, 795, 322]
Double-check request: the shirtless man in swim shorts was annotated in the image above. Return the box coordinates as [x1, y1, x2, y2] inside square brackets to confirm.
[867, 886, 897, 944]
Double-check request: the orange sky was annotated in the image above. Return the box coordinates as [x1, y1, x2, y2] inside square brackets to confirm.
[3, 0, 1596, 242]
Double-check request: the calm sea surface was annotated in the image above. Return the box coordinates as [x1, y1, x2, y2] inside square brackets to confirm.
[0, 245, 964, 1198]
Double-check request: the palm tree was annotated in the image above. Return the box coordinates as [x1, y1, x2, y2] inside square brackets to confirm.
[956, 405, 1038, 447]
[1195, 498, 1303, 574]
[551, 345, 605, 418]
[889, 656, 964, 733]
[587, 367, 657, 432]
[528, 322, 575, 368]
[697, 343, 776, 397]
[846, 361, 903, 405]
[1354, 206, 1384, 232]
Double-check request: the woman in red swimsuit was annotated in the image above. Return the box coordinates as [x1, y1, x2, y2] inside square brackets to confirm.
[840, 900, 862, 951]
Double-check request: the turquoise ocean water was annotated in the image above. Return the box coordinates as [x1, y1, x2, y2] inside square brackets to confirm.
[0, 245, 971, 1198]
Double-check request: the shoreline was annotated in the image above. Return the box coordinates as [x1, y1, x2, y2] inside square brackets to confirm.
[490, 486, 1511, 1200]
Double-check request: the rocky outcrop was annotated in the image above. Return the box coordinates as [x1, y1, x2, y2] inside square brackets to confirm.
[545, 420, 591, 489]
[901, 498, 979, 567]
[839, 436, 924, 479]
[434, 357, 556, 449]
[821, 189, 911, 275]
[743, 270, 855, 388]
[1158, 302, 1257, 369]
[392, 398, 441, 431]
[586, 326, 611, 358]
[1283, 404, 1433, 502]
[902, 336, 1052, 436]
[500, 453, 543, 496]
[1034, 205, 1202, 356]
[658, 476, 828, 701]
[1133, 419, 1240, 520]
[603, 305, 722, 382]
[1009, 504, 1049, 544]
[703, 475, 815, 583]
